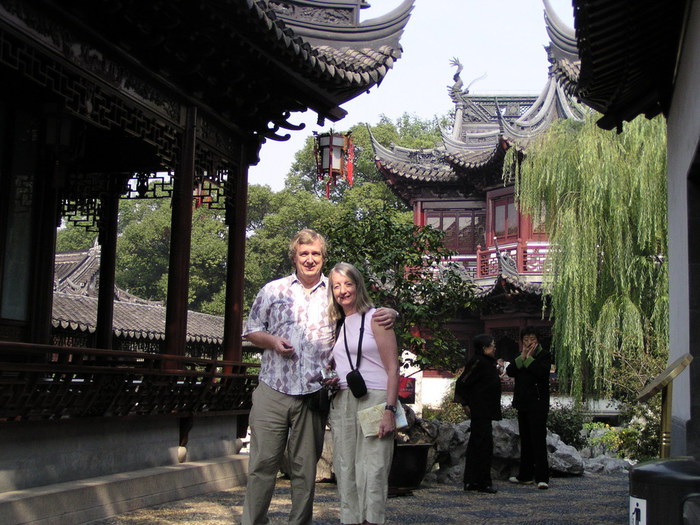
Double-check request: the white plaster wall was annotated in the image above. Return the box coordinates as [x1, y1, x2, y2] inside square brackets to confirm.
[401, 350, 456, 413]
[666, 1, 700, 454]
[420, 377, 454, 408]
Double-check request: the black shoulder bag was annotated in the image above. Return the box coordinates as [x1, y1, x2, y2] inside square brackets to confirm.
[344, 313, 368, 398]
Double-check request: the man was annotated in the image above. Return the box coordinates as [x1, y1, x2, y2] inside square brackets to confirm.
[241, 229, 395, 525]
[506, 327, 552, 490]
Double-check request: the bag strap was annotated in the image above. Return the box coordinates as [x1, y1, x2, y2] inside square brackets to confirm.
[335, 318, 343, 341]
[343, 313, 365, 371]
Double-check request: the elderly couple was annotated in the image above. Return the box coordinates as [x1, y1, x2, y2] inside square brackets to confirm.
[241, 229, 400, 525]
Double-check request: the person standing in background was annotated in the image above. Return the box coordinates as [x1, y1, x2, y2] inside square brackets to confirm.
[506, 327, 552, 490]
[454, 333, 502, 494]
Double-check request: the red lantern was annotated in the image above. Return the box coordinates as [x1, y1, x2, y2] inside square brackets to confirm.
[313, 131, 354, 198]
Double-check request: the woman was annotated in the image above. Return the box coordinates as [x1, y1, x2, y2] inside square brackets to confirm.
[327, 262, 399, 525]
[453, 333, 502, 494]
[506, 326, 552, 490]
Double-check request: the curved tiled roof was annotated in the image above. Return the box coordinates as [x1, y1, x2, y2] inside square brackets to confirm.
[51, 0, 414, 135]
[572, 0, 686, 131]
[373, 77, 583, 203]
[53, 248, 222, 344]
[544, 0, 580, 96]
[475, 248, 544, 299]
[281, 0, 413, 46]
[370, 136, 457, 183]
[52, 292, 224, 345]
[495, 77, 586, 148]
[443, 132, 506, 170]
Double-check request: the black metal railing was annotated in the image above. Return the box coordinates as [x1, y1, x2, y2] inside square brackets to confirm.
[0, 341, 259, 421]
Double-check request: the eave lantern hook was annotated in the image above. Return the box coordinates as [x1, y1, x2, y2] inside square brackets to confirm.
[313, 130, 354, 199]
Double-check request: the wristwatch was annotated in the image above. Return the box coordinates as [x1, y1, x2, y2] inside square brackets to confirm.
[384, 404, 397, 414]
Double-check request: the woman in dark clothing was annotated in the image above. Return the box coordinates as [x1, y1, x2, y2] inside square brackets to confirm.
[506, 327, 552, 490]
[454, 333, 502, 494]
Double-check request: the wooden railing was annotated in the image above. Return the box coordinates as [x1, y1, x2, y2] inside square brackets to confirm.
[476, 240, 549, 278]
[0, 341, 259, 421]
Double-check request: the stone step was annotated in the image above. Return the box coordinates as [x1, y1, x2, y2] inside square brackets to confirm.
[0, 454, 249, 525]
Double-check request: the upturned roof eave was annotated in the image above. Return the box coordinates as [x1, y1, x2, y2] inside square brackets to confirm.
[282, 0, 414, 47]
[543, 0, 578, 57]
[572, 0, 687, 130]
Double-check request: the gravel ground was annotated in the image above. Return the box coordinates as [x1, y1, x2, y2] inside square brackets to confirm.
[92, 471, 629, 525]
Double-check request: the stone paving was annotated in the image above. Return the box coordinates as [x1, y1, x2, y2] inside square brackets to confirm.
[93, 471, 629, 525]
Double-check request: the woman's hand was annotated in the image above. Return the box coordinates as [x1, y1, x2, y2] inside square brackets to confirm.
[462, 404, 471, 418]
[378, 410, 396, 438]
[521, 340, 537, 359]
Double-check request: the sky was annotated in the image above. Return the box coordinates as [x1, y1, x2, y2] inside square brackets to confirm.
[248, 0, 575, 192]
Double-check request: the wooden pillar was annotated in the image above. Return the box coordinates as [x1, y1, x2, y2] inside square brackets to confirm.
[164, 106, 197, 362]
[29, 158, 59, 345]
[517, 238, 524, 273]
[95, 189, 120, 349]
[476, 244, 482, 279]
[413, 200, 423, 226]
[223, 152, 250, 365]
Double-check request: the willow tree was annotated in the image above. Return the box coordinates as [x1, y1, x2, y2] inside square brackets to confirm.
[512, 114, 668, 401]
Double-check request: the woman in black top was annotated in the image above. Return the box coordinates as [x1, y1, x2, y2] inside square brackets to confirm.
[506, 327, 552, 489]
[454, 333, 502, 494]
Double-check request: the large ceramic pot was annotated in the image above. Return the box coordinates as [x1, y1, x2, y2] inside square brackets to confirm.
[388, 442, 432, 495]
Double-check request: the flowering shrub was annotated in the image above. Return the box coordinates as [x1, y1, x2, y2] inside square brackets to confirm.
[547, 402, 590, 449]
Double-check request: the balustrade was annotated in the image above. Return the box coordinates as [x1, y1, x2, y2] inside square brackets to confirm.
[0, 341, 259, 421]
[476, 240, 549, 278]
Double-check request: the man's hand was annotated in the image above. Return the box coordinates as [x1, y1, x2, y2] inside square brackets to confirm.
[273, 337, 295, 358]
[373, 308, 398, 329]
[321, 366, 340, 389]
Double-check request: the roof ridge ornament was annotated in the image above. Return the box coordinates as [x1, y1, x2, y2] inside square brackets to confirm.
[448, 57, 487, 100]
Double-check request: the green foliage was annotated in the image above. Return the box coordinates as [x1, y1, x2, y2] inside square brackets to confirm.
[116, 201, 172, 301]
[616, 400, 661, 461]
[583, 422, 622, 454]
[246, 184, 276, 234]
[513, 114, 669, 400]
[115, 200, 229, 314]
[56, 221, 97, 252]
[501, 404, 518, 420]
[546, 402, 590, 449]
[187, 207, 229, 314]
[421, 404, 467, 424]
[243, 187, 336, 311]
[580, 400, 661, 461]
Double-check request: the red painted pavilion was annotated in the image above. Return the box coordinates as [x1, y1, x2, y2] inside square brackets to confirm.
[371, 3, 583, 362]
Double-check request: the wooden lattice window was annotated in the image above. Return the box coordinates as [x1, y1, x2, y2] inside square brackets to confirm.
[492, 195, 518, 241]
[425, 209, 485, 254]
